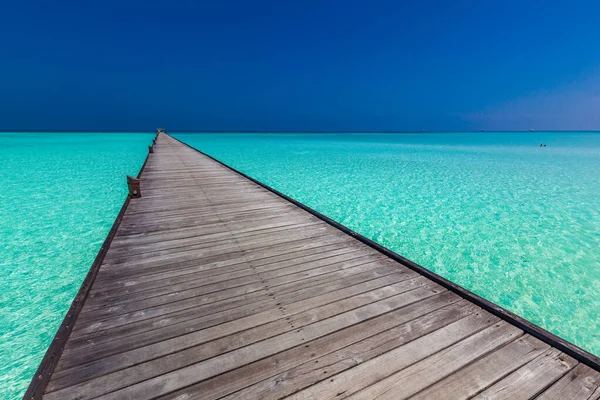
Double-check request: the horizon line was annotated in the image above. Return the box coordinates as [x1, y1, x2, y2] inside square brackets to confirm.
[2, 129, 600, 134]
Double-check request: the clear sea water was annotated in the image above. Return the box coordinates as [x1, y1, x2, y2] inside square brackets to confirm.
[174, 132, 600, 357]
[0, 132, 151, 400]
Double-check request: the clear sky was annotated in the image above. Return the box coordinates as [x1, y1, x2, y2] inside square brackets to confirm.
[1, 0, 599, 131]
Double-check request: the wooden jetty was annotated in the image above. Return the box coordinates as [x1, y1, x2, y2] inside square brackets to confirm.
[26, 132, 600, 399]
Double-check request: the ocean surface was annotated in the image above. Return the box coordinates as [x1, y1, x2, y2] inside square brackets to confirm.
[0, 132, 151, 400]
[175, 132, 600, 357]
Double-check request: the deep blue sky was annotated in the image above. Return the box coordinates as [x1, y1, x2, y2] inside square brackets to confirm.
[2, 0, 599, 131]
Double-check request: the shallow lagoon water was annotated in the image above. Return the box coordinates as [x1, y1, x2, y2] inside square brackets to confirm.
[0, 132, 151, 399]
[175, 132, 600, 357]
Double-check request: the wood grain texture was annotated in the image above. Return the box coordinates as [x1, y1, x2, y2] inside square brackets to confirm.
[345, 321, 523, 400]
[410, 334, 550, 399]
[471, 348, 578, 400]
[536, 363, 600, 400]
[36, 133, 600, 400]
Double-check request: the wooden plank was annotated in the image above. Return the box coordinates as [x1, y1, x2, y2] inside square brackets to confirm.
[84, 249, 373, 309]
[471, 348, 578, 400]
[104, 220, 327, 260]
[63, 268, 413, 358]
[117, 206, 297, 234]
[71, 261, 404, 341]
[100, 224, 334, 267]
[92, 232, 350, 284]
[110, 219, 318, 253]
[411, 335, 549, 400]
[164, 295, 469, 400]
[535, 363, 600, 400]
[61, 266, 415, 360]
[112, 211, 304, 243]
[46, 284, 446, 399]
[77, 254, 387, 322]
[116, 205, 299, 235]
[88, 244, 363, 298]
[89, 240, 359, 293]
[50, 276, 438, 384]
[340, 322, 525, 399]
[124, 190, 274, 210]
[110, 214, 311, 248]
[404, 334, 549, 400]
[120, 198, 287, 219]
[280, 312, 500, 400]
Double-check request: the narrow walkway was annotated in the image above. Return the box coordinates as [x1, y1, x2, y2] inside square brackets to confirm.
[39, 133, 600, 399]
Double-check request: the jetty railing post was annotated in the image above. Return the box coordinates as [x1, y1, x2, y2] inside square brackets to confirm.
[148, 145, 154, 153]
[127, 175, 142, 198]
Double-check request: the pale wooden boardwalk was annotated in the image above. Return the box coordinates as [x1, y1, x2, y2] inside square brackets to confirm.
[38, 133, 600, 399]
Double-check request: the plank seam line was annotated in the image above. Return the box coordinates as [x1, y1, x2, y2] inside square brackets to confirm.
[290, 316, 502, 400]
[89, 240, 359, 294]
[66, 265, 409, 350]
[94, 230, 345, 276]
[164, 295, 470, 400]
[165, 139, 293, 336]
[50, 276, 439, 384]
[87, 245, 365, 301]
[70, 286, 452, 399]
[105, 220, 326, 258]
[90, 232, 350, 287]
[392, 332, 530, 400]
[78, 250, 379, 317]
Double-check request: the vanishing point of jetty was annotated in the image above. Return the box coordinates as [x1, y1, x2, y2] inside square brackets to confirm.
[25, 131, 600, 399]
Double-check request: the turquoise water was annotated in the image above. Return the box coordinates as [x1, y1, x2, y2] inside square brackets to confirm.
[0, 132, 151, 399]
[175, 132, 600, 356]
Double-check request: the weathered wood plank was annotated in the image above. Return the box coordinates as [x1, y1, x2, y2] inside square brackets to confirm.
[112, 211, 305, 244]
[471, 348, 578, 400]
[51, 276, 438, 383]
[88, 244, 363, 298]
[104, 221, 327, 261]
[164, 295, 470, 400]
[110, 214, 311, 248]
[46, 284, 445, 398]
[281, 312, 500, 400]
[77, 254, 388, 322]
[101, 224, 334, 267]
[116, 205, 299, 235]
[350, 323, 523, 399]
[89, 240, 359, 293]
[537, 363, 600, 400]
[84, 249, 374, 309]
[71, 261, 404, 341]
[93, 232, 350, 283]
[63, 268, 413, 359]
[410, 334, 550, 399]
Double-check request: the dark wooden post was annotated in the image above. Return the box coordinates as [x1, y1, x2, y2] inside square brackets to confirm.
[148, 145, 154, 153]
[127, 175, 141, 198]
